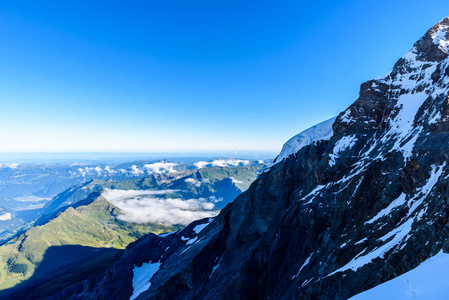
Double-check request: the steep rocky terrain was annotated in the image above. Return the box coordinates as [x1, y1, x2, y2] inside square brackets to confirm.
[58, 17, 449, 299]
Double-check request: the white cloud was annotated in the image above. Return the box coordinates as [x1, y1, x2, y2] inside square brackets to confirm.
[184, 177, 210, 187]
[78, 166, 93, 177]
[94, 166, 102, 176]
[131, 165, 144, 175]
[102, 189, 218, 225]
[143, 162, 178, 174]
[0, 213, 12, 221]
[0, 163, 19, 169]
[193, 161, 209, 169]
[194, 159, 250, 169]
[104, 166, 117, 174]
[229, 177, 243, 184]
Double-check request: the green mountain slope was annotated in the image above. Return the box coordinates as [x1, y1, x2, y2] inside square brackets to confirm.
[0, 196, 180, 295]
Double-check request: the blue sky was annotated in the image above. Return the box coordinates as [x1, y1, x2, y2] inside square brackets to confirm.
[1, 1, 449, 153]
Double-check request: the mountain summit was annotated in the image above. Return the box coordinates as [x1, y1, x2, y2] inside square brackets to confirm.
[61, 17, 449, 299]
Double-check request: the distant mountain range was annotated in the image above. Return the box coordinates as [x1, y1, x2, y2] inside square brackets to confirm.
[0, 159, 267, 299]
[0, 158, 268, 242]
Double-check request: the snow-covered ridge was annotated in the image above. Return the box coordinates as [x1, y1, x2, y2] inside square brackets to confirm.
[338, 18, 449, 163]
[273, 117, 336, 165]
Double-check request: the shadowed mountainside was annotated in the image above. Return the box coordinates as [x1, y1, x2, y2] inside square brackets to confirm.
[0, 245, 124, 300]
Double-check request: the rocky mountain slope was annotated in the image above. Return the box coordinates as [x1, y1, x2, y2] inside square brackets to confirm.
[60, 17, 449, 299]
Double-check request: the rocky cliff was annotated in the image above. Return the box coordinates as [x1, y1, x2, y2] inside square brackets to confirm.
[64, 17, 449, 299]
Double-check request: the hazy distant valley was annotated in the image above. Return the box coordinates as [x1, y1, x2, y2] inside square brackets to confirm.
[0, 158, 268, 241]
[0, 156, 269, 298]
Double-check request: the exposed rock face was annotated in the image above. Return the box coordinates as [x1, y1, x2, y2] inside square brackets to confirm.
[66, 17, 449, 299]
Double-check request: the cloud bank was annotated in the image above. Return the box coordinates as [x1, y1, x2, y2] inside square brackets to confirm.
[194, 159, 250, 169]
[0, 163, 19, 169]
[0, 213, 12, 221]
[229, 177, 244, 184]
[143, 162, 178, 174]
[185, 177, 210, 187]
[102, 189, 218, 225]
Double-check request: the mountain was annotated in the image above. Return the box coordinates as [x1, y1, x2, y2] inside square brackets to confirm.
[0, 194, 180, 299]
[0, 160, 266, 243]
[0, 162, 265, 298]
[0, 159, 265, 214]
[36, 164, 263, 223]
[60, 17, 449, 299]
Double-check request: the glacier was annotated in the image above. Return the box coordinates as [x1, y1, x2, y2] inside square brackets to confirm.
[272, 117, 336, 165]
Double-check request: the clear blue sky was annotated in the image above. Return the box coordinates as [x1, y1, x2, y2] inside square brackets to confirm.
[1, 0, 449, 153]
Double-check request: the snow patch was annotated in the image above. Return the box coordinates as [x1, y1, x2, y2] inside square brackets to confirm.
[210, 256, 223, 278]
[193, 222, 210, 234]
[329, 135, 357, 166]
[431, 24, 449, 52]
[130, 261, 161, 300]
[328, 218, 414, 276]
[350, 251, 449, 300]
[292, 253, 313, 279]
[365, 193, 407, 225]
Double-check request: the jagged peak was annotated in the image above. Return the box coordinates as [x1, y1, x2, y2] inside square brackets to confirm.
[419, 17, 449, 57]
[407, 17, 449, 62]
[334, 18, 449, 151]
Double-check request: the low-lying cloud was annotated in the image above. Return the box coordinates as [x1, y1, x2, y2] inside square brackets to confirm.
[0, 163, 19, 169]
[229, 177, 244, 184]
[102, 189, 218, 225]
[143, 162, 178, 174]
[194, 159, 250, 169]
[185, 177, 210, 187]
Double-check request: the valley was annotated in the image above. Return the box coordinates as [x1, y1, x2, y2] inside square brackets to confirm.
[0, 158, 267, 298]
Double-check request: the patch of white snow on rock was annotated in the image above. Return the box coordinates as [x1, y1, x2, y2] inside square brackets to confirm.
[349, 251, 449, 300]
[130, 261, 162, 300]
